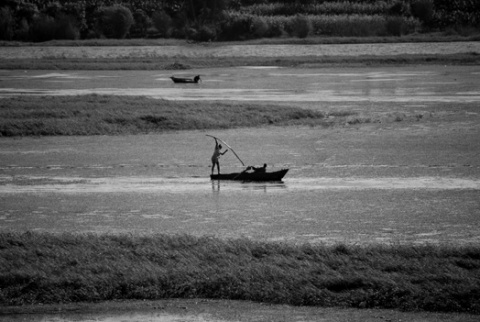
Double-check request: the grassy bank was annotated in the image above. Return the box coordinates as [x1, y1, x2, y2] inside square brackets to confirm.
[2, 34, 480, 47]
[1, 53, 480, 70]
[1, 232, 479, 313]
[0, 95, 458, 137]
[1, 36, 480, 70]
[0, 95, 333, 137]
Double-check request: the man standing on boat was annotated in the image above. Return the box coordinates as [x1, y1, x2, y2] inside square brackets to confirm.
[211, 139, 228, 175]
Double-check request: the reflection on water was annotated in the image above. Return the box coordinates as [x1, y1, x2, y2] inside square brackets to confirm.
[1, 176, 479, 245]
[1, 176, 479, 194]
[211, 180, 286, 193]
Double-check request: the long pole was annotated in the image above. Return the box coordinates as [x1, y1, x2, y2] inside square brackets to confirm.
[206, 135, 245, 166]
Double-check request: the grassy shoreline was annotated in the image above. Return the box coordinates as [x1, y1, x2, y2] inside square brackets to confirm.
[2, 34, 480, 47]
[0, 95, 335, 137]
[0, 95, 472, 137]
[1, 36, 479, 70]
[1, 53, 479, 70]
[1, 232, 479, 313]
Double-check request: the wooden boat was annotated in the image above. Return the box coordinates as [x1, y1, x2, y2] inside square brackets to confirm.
[210, 169, 288, 182]
[170, 75, 201, 83]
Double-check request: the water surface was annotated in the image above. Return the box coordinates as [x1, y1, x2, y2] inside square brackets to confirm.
[1, 66, 480, 103]
[1, 126, 479, 245]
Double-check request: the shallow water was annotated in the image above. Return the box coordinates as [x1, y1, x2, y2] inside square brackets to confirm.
[1, 125, 479, 245]
[1, 47, 480, 322]
[1, 66, 480, 103]
[1, 179, 479, 245]
[1, 65, 480, 245]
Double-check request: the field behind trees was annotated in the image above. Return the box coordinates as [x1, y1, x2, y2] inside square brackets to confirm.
[0, 0, 479, 42]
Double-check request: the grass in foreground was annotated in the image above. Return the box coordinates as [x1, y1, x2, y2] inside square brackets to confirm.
[0, 232, 479, 314]
[0, 95, 332, 137]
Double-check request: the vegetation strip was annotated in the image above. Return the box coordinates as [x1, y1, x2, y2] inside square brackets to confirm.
[1, 53, 480, 70]
[1, 0, 479, 42]
[2, 33, 480, 47]
[0, 232, 479, 313]
[2, 95, 471, 137]
[0, 95, 331, 137]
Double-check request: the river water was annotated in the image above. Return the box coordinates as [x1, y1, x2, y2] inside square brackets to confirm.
[1, 124, 479, 245]
[1, 65, 480, 245]
[1, 46, 480, 322]
[1, 66, 480, 103]
[1, 125, 480, 322]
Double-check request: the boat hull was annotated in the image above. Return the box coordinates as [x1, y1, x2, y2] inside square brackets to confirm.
[170, 76, 200, 83]
[210, 169, 288, 182]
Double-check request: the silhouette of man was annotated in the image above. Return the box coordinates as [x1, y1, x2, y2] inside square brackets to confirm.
[211, 139, 228, 175]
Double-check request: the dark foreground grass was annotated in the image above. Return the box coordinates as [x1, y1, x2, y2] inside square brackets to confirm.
[0, 95, 330, 137]
[1, 232, 479, 314]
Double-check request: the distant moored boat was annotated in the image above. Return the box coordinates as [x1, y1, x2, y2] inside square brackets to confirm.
[170, 75, 201, 83]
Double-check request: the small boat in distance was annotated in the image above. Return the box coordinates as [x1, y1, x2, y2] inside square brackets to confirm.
[170, 75, 201, 83]
[211, 169, 288, 182]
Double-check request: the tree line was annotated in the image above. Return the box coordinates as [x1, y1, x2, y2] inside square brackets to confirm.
[0, 0, 478, 42]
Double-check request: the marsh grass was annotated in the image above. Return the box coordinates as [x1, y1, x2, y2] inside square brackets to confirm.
[1, 53, 479, 71]
[0, 232, 479, 314]
[2, 33, 479, 47]
[0, 95, 328, 137]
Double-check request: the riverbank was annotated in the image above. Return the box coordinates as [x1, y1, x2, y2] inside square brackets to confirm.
[2, 34, 480, 47]
[2, 93, 478, 137]
[2, 53, 479, 70]
[0, 38, 479, 70]
[1, 232, 479, 314]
